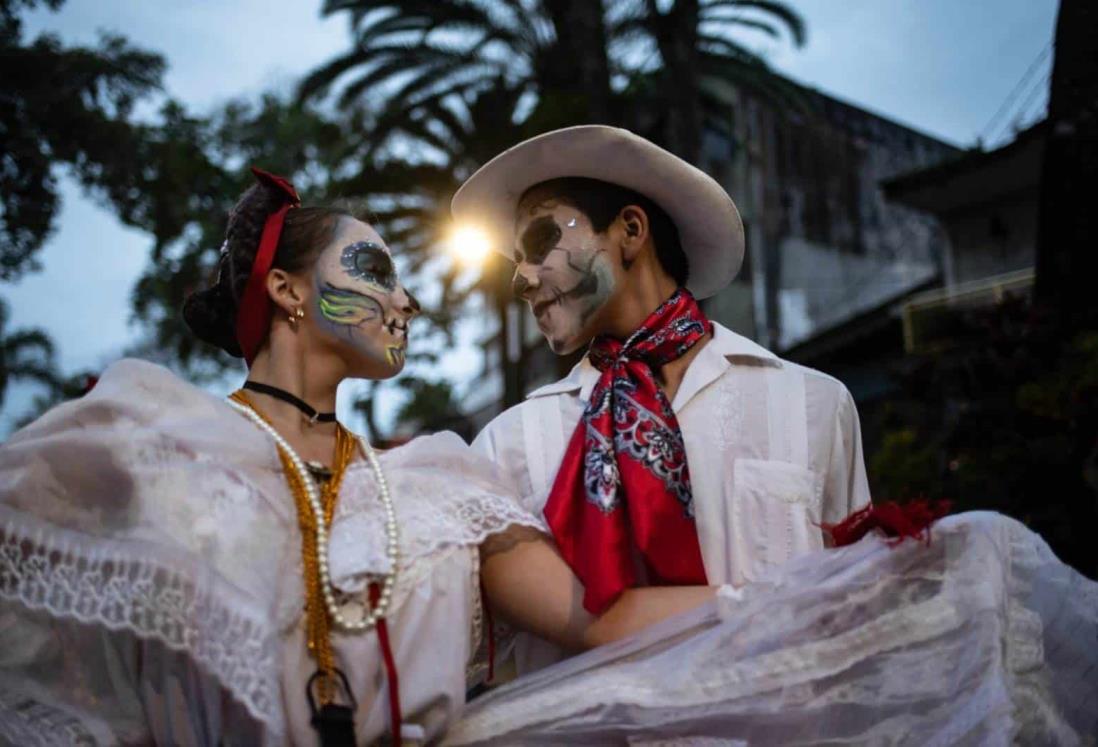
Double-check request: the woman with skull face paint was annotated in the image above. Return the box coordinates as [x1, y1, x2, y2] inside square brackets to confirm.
[0, 168, 717, 746]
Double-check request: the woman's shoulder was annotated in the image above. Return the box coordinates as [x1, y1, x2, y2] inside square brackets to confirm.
[376, 430, 514, 486]
[346, 430, 539, 531]
[91, 357, 226, 409]
[4, 357, 271, 468]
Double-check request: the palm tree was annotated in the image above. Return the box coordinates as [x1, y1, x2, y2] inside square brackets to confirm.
[300, 0, 614, 132]
[0, 298, 58, 409]
[301, 0, 805, 161]
[613, 0, 806, 161]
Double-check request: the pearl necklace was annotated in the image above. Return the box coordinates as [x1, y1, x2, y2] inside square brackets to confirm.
[227, 399, 400, 632]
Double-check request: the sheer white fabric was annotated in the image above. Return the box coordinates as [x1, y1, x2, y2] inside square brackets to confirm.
[446, 513, 1098, 745]
[0, 359, 540, 745]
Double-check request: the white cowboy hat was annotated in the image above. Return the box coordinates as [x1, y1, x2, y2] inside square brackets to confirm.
[451, 125, 744, 299]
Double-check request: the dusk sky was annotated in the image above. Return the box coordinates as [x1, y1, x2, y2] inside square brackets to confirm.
[2, 0, 1059, 434]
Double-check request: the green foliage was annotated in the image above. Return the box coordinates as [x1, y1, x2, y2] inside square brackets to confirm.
[303, 0, 807, 160]
[869, 427, 941, 500]
[0, 297, 57, 407]
[0, 0, 183, 422]
[870, 299, 1098, 577]
[394, 375, 471, 439]
[0, 0, 166, 280]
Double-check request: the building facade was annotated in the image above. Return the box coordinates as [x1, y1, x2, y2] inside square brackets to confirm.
[882, 121, 1043, 353]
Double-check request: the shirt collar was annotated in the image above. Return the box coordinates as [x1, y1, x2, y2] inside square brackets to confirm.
[524, 322, 781, 404]
[705, 321, 781, 363]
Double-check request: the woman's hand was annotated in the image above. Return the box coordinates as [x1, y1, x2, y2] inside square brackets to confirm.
[479, 525, 716, 651]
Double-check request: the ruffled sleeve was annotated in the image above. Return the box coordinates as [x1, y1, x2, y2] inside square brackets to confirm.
[327, 430, 544, 591]
[0, 359, 292, 745]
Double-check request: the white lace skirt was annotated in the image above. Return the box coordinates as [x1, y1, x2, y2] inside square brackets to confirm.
[446, 513, 1098, 746]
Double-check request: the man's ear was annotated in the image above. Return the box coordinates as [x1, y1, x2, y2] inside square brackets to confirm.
[619, 205, 650, 264]
[266, 268, 307, 317]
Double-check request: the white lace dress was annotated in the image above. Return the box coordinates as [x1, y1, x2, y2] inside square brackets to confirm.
[446, 512, 1098, 745]
[0, 359, 539, 746]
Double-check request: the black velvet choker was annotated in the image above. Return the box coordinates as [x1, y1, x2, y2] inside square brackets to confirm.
[242, 381, 337, 424]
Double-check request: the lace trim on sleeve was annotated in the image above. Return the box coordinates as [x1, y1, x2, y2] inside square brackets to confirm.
[327, 434, 545, 590]
[0, 508, 284, 740]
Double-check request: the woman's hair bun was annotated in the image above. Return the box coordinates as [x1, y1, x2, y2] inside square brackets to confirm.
[182, 174, 350, 358]
[182, 179, 289, 358]
[182, 274, 243, 357]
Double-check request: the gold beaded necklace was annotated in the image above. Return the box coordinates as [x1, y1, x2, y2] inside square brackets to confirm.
[229, 390, 356, 704]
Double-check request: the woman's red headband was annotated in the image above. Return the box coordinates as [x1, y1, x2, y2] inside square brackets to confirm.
[235, 166, 301, 364]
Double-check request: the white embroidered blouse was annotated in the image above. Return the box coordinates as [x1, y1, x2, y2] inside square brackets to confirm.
[473, 322, 872, 671]
[0, 359, 538, 745]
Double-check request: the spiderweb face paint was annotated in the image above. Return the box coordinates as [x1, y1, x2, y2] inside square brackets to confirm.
[513, 201, 617, 355]
[311, 222, 416, 376]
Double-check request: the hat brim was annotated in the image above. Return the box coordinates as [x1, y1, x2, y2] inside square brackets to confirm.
[451, 125, 744, 299]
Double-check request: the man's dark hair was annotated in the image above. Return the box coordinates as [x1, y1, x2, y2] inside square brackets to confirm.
[523, 177, 689, 286]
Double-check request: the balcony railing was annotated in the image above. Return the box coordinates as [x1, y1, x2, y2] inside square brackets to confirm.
[901, 267, 1035, 353]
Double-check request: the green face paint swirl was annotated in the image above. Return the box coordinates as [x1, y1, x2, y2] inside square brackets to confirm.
[310, 233, 411, 373]
[318, 283, 383, 327]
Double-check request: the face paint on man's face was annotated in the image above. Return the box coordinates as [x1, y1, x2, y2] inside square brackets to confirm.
[312, 224, 413, 372]
[513, 202, 616, 354]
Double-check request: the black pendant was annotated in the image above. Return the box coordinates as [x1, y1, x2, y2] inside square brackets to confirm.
[307, 668, 357, 747]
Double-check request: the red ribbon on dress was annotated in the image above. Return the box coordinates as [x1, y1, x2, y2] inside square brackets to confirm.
[235, 167, 301, 364]
[544, 288, 710, 614]
[369, 582, 403, 746]
[822, 500, 952, 547]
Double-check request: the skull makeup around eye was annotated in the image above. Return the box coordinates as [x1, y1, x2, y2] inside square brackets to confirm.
[518, 216, 562, 265]
[341, 242, 396, 291]
[311, 226, 414, 374]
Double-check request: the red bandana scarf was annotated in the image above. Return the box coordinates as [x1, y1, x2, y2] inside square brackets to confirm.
[544, 288, 710, 614]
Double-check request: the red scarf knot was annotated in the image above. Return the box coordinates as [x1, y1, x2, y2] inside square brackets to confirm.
[235, 167, 301, 364]
[544, 288, 710, 614]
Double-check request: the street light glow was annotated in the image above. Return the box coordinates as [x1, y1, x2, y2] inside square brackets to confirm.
[449, 224, 492, 266]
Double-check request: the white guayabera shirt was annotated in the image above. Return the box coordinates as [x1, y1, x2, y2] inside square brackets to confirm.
[474, 322, 872, 671]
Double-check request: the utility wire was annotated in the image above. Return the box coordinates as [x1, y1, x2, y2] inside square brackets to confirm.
[994, 70, 1052, 143]
[978, 41, 1052, 145]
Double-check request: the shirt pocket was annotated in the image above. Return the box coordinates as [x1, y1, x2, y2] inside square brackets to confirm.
[731, 458, 824, 580]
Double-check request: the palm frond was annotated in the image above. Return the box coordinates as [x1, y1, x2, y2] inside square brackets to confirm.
[298, 46, 402, 102]
[700, 16, 784, 41]
[701, 0, 806, 47]
[2, 329, 56, 358]
[697, 34, 769, 67]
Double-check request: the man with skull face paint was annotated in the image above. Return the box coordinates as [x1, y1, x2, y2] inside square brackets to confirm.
[457, 125, 874, 671]
[444, 127, 1098, 745]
